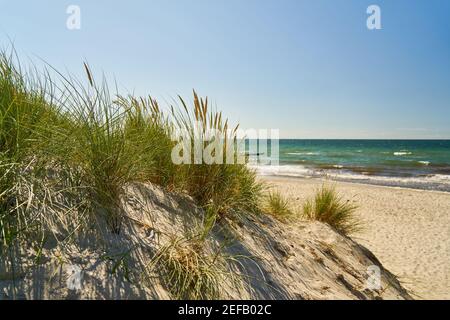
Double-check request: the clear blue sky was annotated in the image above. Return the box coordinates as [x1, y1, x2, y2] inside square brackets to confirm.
[1, 0, 449, 138]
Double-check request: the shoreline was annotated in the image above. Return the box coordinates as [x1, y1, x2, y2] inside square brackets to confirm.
[258, 174, 450, 195]
[261, 175, 450, 300]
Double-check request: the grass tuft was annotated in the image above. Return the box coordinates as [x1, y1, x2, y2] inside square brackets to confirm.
[148, 235, 234, 300]
[303, 185, 360, 235]
[169, 91, 263, 219]
[263, 191, 294, 220]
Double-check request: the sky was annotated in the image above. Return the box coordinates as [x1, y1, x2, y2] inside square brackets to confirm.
[0, 0, 449, 139]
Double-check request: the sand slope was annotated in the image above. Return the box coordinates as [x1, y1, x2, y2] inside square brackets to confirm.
[0, 182, 411, 300]
[263, 176, 450, 299]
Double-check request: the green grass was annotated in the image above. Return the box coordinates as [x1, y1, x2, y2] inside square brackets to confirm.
[169, 92, 263, 219]
[263, 191, 294, 220]
[0, 50, 69, 249]
[0, 48, 263, 299]
[303, 185, 360, 235]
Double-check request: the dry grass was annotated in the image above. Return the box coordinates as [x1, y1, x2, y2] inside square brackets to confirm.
[147, 235, 240, 300]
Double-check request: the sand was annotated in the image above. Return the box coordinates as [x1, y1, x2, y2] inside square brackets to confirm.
[1, 181, 412, 300]
[261, 176, 450, 300]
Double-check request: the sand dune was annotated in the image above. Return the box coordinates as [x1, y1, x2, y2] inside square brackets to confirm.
[0, 181, 411, 300]
[262, 176, 450, 300]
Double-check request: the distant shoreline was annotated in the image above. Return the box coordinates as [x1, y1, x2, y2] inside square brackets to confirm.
[258, 174, 450, 194]
[252, 139, 450, 192]
[256, 171, 450, 193]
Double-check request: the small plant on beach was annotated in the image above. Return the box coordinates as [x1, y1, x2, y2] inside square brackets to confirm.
[303, 185, 360, 235]
[263, 191, 294, 220]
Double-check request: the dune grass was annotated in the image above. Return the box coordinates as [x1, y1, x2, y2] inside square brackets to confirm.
[263, 191, 294, 220]
[303, 185, 360, 235]
[0, 48, 263, 299]
[148, 235, 239, 299]
[169, 92, 263, 219]
[0, 51, 70, 249]
[0, 48, 262, 235]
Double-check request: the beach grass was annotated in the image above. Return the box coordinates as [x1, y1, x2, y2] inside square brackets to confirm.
[303, 185, 360, 235]
[0, 48, 263, 298]
[147, 235, 235, 299]
[263, 191, 294, 220]
[169, 92, 263, 219]
[0, 47, 262, 235]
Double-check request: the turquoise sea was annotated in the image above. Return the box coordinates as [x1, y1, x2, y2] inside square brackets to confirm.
[253, 140, 450, 192]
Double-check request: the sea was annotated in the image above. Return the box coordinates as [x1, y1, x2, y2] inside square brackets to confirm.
[251, 139, 450, 192]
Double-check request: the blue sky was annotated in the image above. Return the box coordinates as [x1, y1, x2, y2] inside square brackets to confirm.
[1, 0, 449, 138]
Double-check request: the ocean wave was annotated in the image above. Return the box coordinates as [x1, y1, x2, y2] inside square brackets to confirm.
[394, 151, 412, 156]
[252, 164, 450, 189]
[427, 174, 450, 182]
[418, 161, 431, 166]
[341, 172, 450, 186]
[286, 152, 319, 156]
[251, 165, 313, 177]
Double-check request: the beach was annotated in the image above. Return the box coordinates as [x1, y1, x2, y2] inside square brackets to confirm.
[261, 175, 450, 300]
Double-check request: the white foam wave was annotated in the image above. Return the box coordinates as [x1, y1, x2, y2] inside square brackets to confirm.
[426, 174, 450, 182]
[251, 165, 313, 177]
[394, 152, 412, 156]
[418, 161, 430, 166]
[252, 164, 450, 186]
[337, 172, 450, 185]
[286, 152, 319, 156]
[323, 171, 450, 186]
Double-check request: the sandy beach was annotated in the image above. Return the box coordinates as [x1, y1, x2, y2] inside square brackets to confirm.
[261, 176, 450, 300]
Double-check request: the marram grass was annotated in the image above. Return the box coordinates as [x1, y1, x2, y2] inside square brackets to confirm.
[263, 191, 294, 221]
[0, 48, 262, 299]
[147, 235, 238, 300]
[303, 185, 360, 235]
